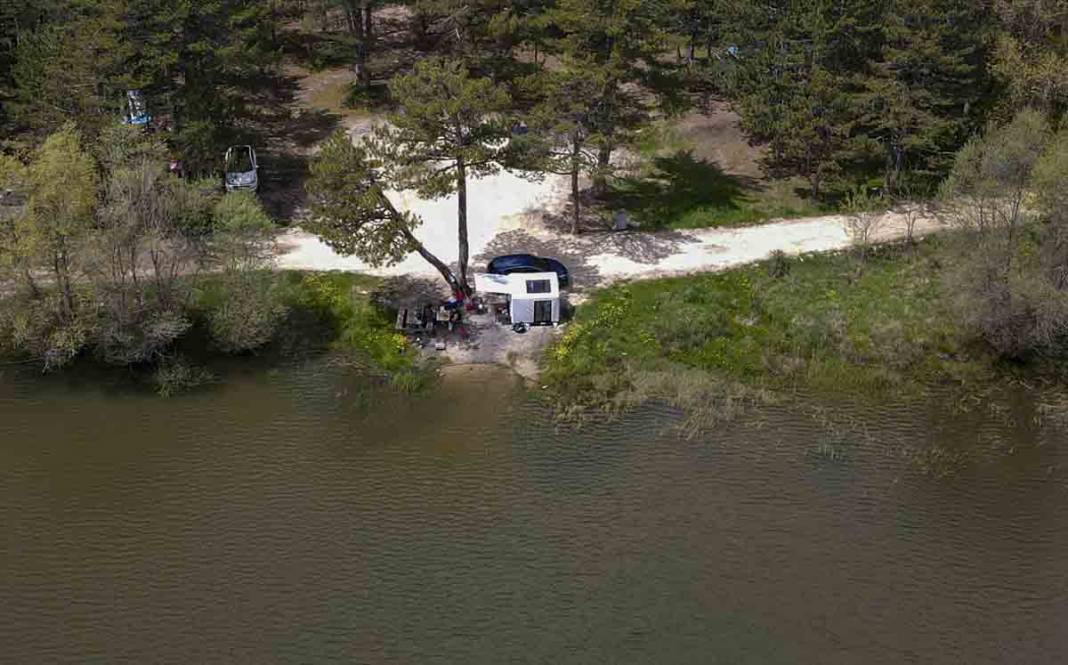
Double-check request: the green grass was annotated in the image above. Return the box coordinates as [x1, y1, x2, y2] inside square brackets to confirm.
[607, 151, 826, 230]
[613, 121, 858, 230]
[342, 82, 392, 113]
[544, 238, 999, 413]
[195, 271, 431, 390]
[278, 272, 431, 387]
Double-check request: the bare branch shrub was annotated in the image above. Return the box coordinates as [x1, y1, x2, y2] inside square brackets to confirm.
[940, 110, 1068, 358]
[844, 188, 885, 260]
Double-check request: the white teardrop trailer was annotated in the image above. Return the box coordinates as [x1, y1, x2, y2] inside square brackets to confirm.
[473, 272, 561, 327]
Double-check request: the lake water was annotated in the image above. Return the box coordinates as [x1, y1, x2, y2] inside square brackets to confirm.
[2, 359, 1066, 663]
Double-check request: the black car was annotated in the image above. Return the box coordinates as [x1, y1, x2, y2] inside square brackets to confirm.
[486, 254, 570, 288]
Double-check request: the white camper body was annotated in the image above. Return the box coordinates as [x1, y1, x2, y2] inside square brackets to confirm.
[474, 272, 560, 325]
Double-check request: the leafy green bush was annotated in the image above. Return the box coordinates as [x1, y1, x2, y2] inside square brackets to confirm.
[0, 292, 92, 370]
[212, 191, 273, 233]
[288, 272, 419, 374]
[207, 273, 289, 353]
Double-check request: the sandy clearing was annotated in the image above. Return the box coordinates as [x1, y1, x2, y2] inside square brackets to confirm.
[272, 168, 945, 379]
[275, 169, 944, 289]
[276, 169, 568, 275]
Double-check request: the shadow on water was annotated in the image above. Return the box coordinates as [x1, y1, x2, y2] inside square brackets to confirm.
[0, 303, 380, 402]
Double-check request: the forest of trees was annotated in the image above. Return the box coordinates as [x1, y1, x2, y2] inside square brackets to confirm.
[4, 1, 1063, 186]
[1, 0, 1066, 372]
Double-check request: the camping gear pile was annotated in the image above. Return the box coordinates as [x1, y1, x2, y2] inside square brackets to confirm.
[394, 291, 476, 350]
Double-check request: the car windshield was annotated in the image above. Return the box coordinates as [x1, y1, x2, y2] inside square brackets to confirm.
[126, 91, 146, 116]
[226, 149, 253, 173]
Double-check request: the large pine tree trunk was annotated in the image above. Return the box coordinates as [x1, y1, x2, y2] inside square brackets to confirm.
[399, 226, 463, 295]
[592, 144, 612, 196]
[886, 142, 904, 194]
[359, 1, 373, 89]
[349, 3, 370, 90]
[570, 137, 582, 235]
[456, 158, 471, 295]
[378, 188, 462, 295]
[363, 1, 373, 43]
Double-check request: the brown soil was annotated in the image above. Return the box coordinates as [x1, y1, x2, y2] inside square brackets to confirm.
[674, 101, 766, 181]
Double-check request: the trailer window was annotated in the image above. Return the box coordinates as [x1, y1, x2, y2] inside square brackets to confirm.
[526, 279, 551, 294]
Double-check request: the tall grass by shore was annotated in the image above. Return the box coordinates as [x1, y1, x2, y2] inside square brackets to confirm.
[543, 237, 1015, 418]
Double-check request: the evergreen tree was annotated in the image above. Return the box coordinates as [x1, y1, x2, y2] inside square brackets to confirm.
[992, 0, 1068, 123]
[544, 0, 682, 193]
[727, 0, 993, 195]
[729, 1, 870, 197]
[859, 0, 992, 192]
[122, 0, 277, 171]
[0, 1, 61, 131]
[331, 1, 377, 91]
[519, 67, 608, 233]
[9, 1, 130, 139]
[369, 58, 511, 292]
[306, 131, 465, 293]
[411, 0, 547, 82]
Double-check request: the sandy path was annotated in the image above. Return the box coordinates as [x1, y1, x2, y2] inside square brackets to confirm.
[276, 170, 569, 276]
[275, 170, 943, 289]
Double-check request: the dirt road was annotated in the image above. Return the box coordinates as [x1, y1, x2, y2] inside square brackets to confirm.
[275, 172, 943, 291]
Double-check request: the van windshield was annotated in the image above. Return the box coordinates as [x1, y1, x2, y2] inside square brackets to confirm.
[226, 149, 253, 173]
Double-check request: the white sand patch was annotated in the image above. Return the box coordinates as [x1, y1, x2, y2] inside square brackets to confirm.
[588, 215, 855, 281]
[277, 171, 946, 287]
[277, 169, 566, 277]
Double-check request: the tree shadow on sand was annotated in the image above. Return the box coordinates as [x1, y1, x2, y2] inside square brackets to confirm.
[371, 275, 450, 309]
[233, 70, 344, 222]
[474, 227, 696, 291]
[605, 150, 759, 230]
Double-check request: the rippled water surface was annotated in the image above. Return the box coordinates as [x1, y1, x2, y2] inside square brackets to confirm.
[2, 360, 1067, 663]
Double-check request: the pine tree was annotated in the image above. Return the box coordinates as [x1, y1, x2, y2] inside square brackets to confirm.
[518, 67, 606, 234]
[726, 0, 992, 195]
[859, 0, 993, 191]
[369, 58, 512, 293]
[122, 0, 278, 171]
[411, 0, 531, 78]
[992, 0, 1068, 123]
[333, 1, 377, 91]
[545, 0, 682, 194]
[307, 131, 465, 294]
[729, 1, 871, 197]
[9, 1, 130, 139]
